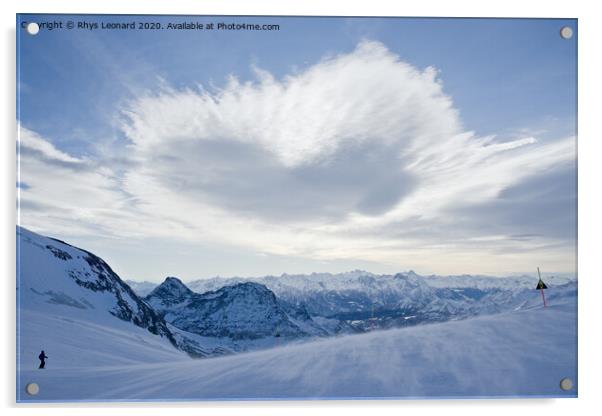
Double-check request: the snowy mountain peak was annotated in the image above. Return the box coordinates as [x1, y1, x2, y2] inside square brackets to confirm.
[159, 276, 193, 295]
[145, 279, 312, 340]
[17, 226, 177, 348]
[388, 272, 425, 291]
[145, 276, 195, 309]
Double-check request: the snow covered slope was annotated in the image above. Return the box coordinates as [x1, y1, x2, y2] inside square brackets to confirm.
[17, 226, 177, 342]
[16, 226, 577, 401]
[16, 226, 216, 367]
[18, 294, 577, 401]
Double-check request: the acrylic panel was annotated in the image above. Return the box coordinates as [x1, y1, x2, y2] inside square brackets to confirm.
[16, 14, 578, 402]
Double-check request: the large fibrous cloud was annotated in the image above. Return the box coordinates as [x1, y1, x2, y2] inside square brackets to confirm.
[18, 40, 576, 272]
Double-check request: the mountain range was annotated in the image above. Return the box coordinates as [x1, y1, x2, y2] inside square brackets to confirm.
[145, 277, 325, 340]
[132, 269, 575, 334]
[18, 226, 576, 361]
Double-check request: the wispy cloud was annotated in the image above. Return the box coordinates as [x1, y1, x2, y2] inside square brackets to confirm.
[18, 41, 576, 274]
[19, 128, 85, 165]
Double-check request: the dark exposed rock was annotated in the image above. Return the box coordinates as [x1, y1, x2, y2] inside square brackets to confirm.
[45, 245, 72, 261]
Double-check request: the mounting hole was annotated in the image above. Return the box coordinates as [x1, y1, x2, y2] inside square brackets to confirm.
[26, 22, 40, 36]
[559, 377, 573, 391]
[560, 26, 573, 40]
[25, 382, 39, 395]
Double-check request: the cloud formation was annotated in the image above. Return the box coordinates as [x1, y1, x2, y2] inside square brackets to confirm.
[18, 40, 577, 275]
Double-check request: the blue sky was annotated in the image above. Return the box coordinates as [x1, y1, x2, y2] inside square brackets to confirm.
[17, 15, 577, 281]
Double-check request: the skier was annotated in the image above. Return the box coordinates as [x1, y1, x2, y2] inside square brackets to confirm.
[38, 350, 48, 369]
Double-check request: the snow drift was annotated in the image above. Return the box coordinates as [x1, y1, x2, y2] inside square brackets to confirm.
[19, 297, 577, 401]
[16, 226, 577, 401]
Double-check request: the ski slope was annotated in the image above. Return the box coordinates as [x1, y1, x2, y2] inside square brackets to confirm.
[18, 297, 577, 401]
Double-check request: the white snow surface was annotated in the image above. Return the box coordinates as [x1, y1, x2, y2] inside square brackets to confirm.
[17, 227, 577, 401]
[19, 297, 576, 401]
[17, 226, 187, 370]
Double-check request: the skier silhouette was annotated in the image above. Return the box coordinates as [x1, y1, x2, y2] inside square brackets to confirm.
[38, 350, 48, 369]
